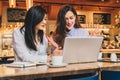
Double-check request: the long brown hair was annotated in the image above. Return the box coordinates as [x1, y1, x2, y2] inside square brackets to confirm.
[53, 5, 81, 48]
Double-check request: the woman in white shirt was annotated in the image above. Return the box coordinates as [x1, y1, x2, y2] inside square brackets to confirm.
[13, 5, 48, 63]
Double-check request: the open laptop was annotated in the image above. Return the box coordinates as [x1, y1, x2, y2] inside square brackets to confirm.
[63, 36, 103, 64]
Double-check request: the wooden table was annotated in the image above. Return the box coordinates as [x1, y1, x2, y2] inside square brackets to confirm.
[0, 62, 100, 80]
[1, 62, 120, 80]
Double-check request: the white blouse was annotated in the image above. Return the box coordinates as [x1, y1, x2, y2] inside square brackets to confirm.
[13, 28, 48, 63]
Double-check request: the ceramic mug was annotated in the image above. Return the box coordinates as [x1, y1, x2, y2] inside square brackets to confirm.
[98, 52, 103, 60]
[110, 53, 117, 62]
[51, 56, 63, 66]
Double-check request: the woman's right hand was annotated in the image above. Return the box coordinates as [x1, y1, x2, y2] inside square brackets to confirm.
[46, 35, 59, 49]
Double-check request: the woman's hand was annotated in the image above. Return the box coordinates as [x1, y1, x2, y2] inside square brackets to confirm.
[46, 35, 63, 56]
[46, 36, 59, 48]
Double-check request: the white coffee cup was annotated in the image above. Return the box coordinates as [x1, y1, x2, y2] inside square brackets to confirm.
[51, 56, 63, 65]
[110, 53, 117, 62]
[98, 52, 103, 60]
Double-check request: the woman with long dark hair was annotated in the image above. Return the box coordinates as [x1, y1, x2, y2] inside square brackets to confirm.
[13, 5, 48, 63]
[48, 5, 97, 80]
[48, 5, 89, 50]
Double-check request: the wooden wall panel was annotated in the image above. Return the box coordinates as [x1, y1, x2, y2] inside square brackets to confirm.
[0, 1, 2, 16]
[48, 5, 61, 20]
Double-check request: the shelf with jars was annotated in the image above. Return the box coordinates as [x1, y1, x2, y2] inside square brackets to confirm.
[82, 23, 110, 36]
[0, 22, 23, 63]
[85, 28, 109, 36]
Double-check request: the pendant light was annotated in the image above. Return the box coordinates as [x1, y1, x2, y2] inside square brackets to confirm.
[26, 0, 33, 10]
[9, 0, 16, 8]
[116, 0, 119, 3]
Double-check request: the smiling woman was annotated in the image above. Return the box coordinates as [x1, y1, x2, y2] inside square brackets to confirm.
[12, 5, 48, 80]
[13, 5, 48, 63]
[50, 5, 89, 49]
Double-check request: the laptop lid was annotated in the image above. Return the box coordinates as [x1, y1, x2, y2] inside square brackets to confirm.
[63, 36, 103, 64]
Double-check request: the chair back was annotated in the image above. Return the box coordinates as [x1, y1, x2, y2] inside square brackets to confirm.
[70, 74, 98, 80]
[101, 70, 120, 80]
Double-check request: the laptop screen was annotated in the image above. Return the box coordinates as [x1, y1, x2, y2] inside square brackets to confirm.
[63, 36, 103, 64]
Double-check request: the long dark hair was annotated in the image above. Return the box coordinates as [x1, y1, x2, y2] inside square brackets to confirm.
[20, 5, 47, 51]
[54, 5, 81, 48]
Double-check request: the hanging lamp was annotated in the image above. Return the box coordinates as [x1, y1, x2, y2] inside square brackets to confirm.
[26, 0, 33, 10]
[9, 0, 16, 8]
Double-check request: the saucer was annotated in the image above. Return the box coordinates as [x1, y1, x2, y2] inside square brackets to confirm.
[35, 62, 47, 66]
[47, 63, 68, 68]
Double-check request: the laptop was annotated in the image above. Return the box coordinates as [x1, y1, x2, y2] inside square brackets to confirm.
[63, 36, 103, 64]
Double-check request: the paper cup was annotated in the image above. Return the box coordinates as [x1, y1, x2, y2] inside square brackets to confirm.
[110, 53, 117, 62]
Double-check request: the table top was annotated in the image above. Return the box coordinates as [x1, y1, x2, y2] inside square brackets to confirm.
[0, 62, 99, 79]
[1, 62, 120, 80]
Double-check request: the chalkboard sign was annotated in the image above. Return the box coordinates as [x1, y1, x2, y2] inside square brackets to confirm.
[93, 13, 111, 24]
[78, 15, 86, 24]
[7, 8, 26, 22]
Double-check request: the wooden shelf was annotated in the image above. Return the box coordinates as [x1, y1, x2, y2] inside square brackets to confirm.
[100, 49, 120, 54]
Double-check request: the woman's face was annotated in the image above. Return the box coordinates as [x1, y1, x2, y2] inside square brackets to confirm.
[35, 14, 47, 33]
[65, 11, 76, 30]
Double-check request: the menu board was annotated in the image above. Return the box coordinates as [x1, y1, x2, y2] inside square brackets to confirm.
[78, 15, 86, 24]
[7, 8, 26, 22]
[93, 13, 111, 24]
